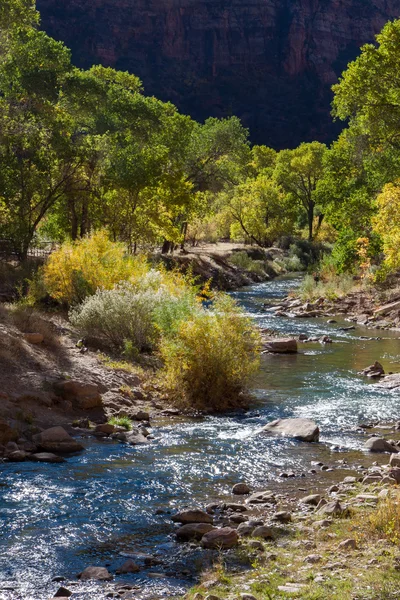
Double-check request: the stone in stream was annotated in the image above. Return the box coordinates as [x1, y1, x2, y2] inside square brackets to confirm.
[359, 361, 385, 378]
[232, 482, 251, 495]
[32, 427, 84, 453]
[116, 559, 140, 574]
[171, 509, 213, 524]
[78, 566, 113, 580]
[30, 452, 65, 463]
[201, 527, 238, 549]
[53, 587, 72, 597]
[176, 523, 215, 541]
[6, 450, 26, 461]
[364, 437, 398, 453]
[261, 418, 319, 442]
[124, 430, 150, 445]
[263, 338, 298, 354]
[247, 490, 276, 505]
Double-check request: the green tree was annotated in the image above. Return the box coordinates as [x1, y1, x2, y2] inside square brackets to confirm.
[274, 141, 327, 241]
[228, 176, 297, 247]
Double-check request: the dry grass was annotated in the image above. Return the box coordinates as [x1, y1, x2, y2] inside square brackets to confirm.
[9, 305, 60, 348]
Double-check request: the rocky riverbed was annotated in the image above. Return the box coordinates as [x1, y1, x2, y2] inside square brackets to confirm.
[2, 275, 400, 599]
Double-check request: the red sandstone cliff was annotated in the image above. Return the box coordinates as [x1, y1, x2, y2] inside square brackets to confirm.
[37, 0, 400, 147]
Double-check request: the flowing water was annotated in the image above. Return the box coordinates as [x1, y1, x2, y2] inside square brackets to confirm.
[1, 275, 400, 599]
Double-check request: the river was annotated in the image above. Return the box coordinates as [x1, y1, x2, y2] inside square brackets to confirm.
[1, 275, 400, 599]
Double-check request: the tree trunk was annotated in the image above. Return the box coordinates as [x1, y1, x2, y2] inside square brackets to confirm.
[307, 202, 315, 241]
[161, 239, 172, 254]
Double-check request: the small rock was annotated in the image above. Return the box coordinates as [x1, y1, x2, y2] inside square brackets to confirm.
[171, 509, 213, 525]
[304, 554, 322, 564]
[247, 491, 276, 504]
[272, 511, 291, 523]
[364, 437, 398, 453]
[32, 427, 84, 454]
[263, 338, 298, 354]
[95, 424, 115, 435]
[30, 453, 65, 463]
[317, 500, 344, 516]
[389, 454, 400, 467]
[54, 587, 72, 597]
[261, 418, 319, 442]
[176, 523, 215, 541]
[7, 450, 26, 461]
[338, 538, 356, 550]
[232, 483, 251, 495]
[300, 494, 321, 506]
[116, 559, 140, 574]
[240, 594, 258, 600]
[201, 527, 238, 549]
[359, 361, 385, 378]
[78, 566, 113, 581]
[252, 526, 280, 540]
[329, 485, 340, 493]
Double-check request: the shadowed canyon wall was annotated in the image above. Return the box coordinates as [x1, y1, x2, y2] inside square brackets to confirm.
[37, 0, 400, 147]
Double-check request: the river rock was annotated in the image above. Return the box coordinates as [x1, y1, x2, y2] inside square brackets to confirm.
[30, 452, 65, 463]
[53, 587, 72, 597]
[54, 380, 102, 409]
[78, 566, 113, 581]
[116, 559, 140, 574]
[252, 526, 280, 540]
[95, 424, 115, 434]
[388, 467, 400, 483]
[171, 509, 213, 524]
[247, 490, 276, 504]
[176, 523, 215, 541]
[364, 437, 398, 453]
[390, 454, 400, 467]
[125, 430, 150, 445]
[272, 511, 291, 523]
[33, 427, 84, 453]
[232, 483, 251, 495]
[338, 538, 356, 550]
[262, 418, 320, 442]
[236, 523, 255, 537]
[201, 527, 238, 549]
[263, 338, 298, 354]
[359, 361, 385, 378]
[300, 494, 321, 506]
[7, 450, 26, 461]
[317, 500, 344, 516]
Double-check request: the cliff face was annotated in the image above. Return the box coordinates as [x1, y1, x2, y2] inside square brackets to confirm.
[37, 0, 400, 148]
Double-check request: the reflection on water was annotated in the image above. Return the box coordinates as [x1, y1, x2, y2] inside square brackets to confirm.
[1, 275, 400, 599]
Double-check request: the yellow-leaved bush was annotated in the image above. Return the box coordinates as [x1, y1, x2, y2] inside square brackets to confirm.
[373, 182, 400, 278]
[42, 231, 148, 305]
[159, 294, 261, 412]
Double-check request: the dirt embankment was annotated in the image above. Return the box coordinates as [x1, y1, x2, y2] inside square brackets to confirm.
[0, 306, 173, 453]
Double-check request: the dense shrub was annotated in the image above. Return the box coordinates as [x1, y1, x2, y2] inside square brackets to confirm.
[69, 273, 197, 353]
[159, 295, 261, 412]
[43, 231, 148, 305]
[228, 251, 267, 276]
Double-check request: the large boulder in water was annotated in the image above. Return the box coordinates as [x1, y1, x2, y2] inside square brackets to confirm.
[263, 338, 298, 354]
[33, 427, 84, 453]
[261, 418, 320, 442]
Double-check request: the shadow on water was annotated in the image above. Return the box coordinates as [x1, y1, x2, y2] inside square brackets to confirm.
[1, 274, 400, 598]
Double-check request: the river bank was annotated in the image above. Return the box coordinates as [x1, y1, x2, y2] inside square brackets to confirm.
[2, 276, 400, 599]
